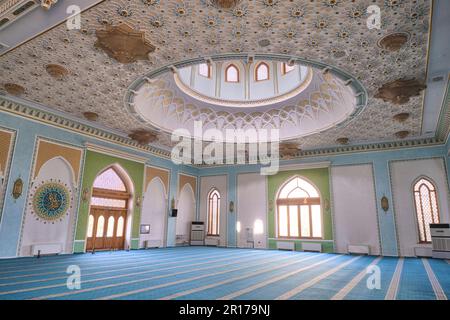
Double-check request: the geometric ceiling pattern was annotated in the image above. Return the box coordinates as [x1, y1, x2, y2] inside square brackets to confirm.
[0, 0, 431, 150]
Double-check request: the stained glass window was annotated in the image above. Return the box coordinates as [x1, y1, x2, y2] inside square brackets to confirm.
[414, 178, 440, 243]
[277, 177, 322, 239]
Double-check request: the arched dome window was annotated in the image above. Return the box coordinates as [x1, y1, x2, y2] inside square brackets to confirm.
[198, 63, 211, 78]
[276, 177, 322, 239]
[255, 62, 269, 81]
[225, 64, 239, 83]
[282, 63, 295, 75]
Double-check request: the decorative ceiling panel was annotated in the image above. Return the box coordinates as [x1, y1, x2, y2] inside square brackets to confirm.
[0, 0, 431, 150]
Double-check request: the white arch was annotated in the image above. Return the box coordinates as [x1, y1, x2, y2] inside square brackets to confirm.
[141, 177, 168, 247]
[176, 183, 196, 242]
[36, 156, 77, 187]
[147, 176, 168, 199]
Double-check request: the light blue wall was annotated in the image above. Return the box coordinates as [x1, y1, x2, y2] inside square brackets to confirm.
[0, 111, 197, 257]
[197, 145, 448, 256]
[0, 110, 448, 257]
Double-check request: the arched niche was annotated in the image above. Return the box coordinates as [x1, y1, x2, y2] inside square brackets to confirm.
[20, 157, 77, 256]
[140, 177, 168, 248]
[176, 183, 196, 244]
[86, 164, 135, 251]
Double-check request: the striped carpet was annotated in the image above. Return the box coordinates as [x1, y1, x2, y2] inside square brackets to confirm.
[0, 247, 448, 300]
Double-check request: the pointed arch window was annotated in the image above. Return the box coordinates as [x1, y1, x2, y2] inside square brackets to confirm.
[276, 177, 322, 239]
[91, 167, 129, 209]
[282, 63, 295, 75]
[96, 215, 105, 237]
[255, 62, 269, 81]
[207, 189, 221, 236]
[198, 63, 211, 78]
[413, 178, 440, 243]
[87, 215, 95, 237]
[93, 168, 126, 191]
[225, 64, 239, 83]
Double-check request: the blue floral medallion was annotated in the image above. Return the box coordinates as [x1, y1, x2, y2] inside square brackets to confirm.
[32, 182, 70, 221]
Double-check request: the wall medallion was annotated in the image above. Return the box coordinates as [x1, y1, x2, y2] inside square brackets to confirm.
[381, 196, 389, 212]
[31, 181, 72, 222]
[12, 178, 23, 199]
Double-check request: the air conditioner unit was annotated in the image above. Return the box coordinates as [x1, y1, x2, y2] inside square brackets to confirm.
[190, 221, 204, 246]
[430, 224, 450, 259]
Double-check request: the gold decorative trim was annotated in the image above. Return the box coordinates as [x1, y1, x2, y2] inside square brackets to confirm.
[0, 97, 172, 159]
[85, 143, 147, 163]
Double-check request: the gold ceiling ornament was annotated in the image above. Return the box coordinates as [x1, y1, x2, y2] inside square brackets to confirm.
[395, 130, 410, 139]
[4, 83, 25, 96]
[41, 0, 58, 10]
[45, 64, 69, 80]
[279, 143, 300, 159]
[381, 196, 389, 212]
[375, 79, 426, 105]
[94, 23, 156, 64]
[83, 112, 99, 121]
[212, 0, 241, 9]
[378, 32, 409, 52]
[336, 137, 349, 145]
[128, 130, 158, 144]
[393, 112, 410, 123]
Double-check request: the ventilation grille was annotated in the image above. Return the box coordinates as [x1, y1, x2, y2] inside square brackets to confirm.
[432, 238, 450, 252]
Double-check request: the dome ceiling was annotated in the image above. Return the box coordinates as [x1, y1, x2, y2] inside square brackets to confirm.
[128, 56, 365, 142]
[0, 0, 431, 151]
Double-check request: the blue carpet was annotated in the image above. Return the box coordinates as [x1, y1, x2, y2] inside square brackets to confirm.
[0, 247, 447, 300]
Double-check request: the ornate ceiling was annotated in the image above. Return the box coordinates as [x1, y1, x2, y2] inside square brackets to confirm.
[0, 0, 431, 151]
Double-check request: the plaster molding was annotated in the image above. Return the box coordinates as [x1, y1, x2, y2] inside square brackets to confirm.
[85, 143, 147, 164]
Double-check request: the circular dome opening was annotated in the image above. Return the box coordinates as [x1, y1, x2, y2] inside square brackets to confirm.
[174, 60, 312, 108]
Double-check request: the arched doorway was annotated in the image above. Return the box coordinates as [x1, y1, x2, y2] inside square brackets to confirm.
[86, 167, 131, 251]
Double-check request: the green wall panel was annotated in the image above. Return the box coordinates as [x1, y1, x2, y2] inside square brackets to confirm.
[74, 150, 144, 252]
[267, 167, 334, 252]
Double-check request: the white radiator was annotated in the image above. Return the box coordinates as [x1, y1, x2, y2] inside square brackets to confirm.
[276, 241, 295, 251]
[414, 246, 432, 257]
[143, 240, 161, 248]
[348, 244, 370, 255]
[302, 242, 322, 252]
[205, 238, 219, 246]
[31, 243, 62, 256]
